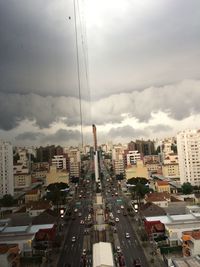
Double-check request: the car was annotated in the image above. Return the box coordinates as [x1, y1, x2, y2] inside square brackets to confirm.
[115, 192, 118, 196]
[78, 212, 82, 217]
[82, 249, 87, 256]
[125, 232, 130, 238]
[120, 205, 124, 209]
[113, 227, 117, 233]
[115, 217, 119, 222]
[80, 220, 84, 224]
[117, 209, 121, 214]
[133, 258, 141, 267]
[84, 229, 89, 235]
[71, 236, 76, 242]
[116, 246, 121, 253]
[74, 208, 78, 213]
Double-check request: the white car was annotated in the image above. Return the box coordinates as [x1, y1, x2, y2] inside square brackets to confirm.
[117, 209, 121, 214]
[125, 232, 130, 238]
[72, 236, 76, 242]
[82, 249, 86, 256]
[115, 217, 119, 222]
[116, 246, 121, 253]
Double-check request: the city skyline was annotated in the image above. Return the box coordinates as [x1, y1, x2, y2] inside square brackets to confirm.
[0, 0, 200, 146]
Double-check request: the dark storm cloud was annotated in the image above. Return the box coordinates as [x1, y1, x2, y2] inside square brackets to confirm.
[88, 0, 200, 99]
[0, 0, 89, 99]
[15, 129, 82, 145]
[0, 92, 91, 130]
[146, 124, 172, 133]
[0, 80, 200, 131]
[107, 125, 147, 139]
[41, 129, 81, 144]
[16, 132, 45, 141]
[92, 80, 200, 124]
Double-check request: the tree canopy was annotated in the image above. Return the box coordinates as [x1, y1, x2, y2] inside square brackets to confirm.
[46, 182, 69, 205]
[127, 177, 148, 185]
[181, 182, 193, 194]
[0, 194, 16, 207]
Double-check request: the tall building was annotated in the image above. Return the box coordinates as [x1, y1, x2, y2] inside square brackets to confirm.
[135, 140, 155, 156]
[68, 148, 81, 179]
[92, 124, 99, 182]
[177, 129, 200, 186]
[36, 145, 63, 163]
[112, 145, 125, 176]
[51, 155, 68, 170]
[0, 140, 14, 197]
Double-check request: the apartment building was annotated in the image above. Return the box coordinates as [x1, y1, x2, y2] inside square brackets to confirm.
[51, 155, 68, 170]
[0, 140, 14, 197]
[182, 229, 200, 257]
[112, 146, 125, 175]
[162, 163, 179, 177]
[68, 148, 81, 179]
[126, 160, 148, 179]
[177, 129, 200, 185]
[126, 150, 141, 166]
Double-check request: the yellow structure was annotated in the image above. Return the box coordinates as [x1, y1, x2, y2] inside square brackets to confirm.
[46, 165, 69, 186]
[126, 160, 148, 180]
[25, 189, 40, 203]
[162, 163, 179, 177]
[155, 181, 170, 193]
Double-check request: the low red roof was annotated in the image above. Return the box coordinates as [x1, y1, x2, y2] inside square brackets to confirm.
[156, 181, 169, 186]
[26, 189, 39, 195]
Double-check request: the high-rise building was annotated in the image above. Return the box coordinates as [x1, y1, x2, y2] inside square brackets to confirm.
[112, 145, 125, 176]
[177, 129, 200, 185]
[51, 155, 68, 170]
[135, 140, 155, 156]
[68, 148, 81, 179]
[36, 145, 63, 163]
[0, 140, 14, 197]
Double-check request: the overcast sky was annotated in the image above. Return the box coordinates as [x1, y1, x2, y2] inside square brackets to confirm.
[0, 0, 200, 146]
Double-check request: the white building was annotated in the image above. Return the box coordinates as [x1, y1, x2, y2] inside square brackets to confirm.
[177, 129, 200, 186]
[93, 242, 114, 267]
[51, 155, 67, 170]
[0, 140, 14, 197]
[126, 150, 141, 166]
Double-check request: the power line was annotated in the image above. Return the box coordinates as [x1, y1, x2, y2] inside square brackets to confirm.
[73, 0, 84, 148]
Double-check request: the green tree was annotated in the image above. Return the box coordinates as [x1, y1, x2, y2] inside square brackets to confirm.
[0, 194, 15, 207]
[13, 153, 20, 164]
[46, 182, 69, 206]
[181, 182, 193, 194]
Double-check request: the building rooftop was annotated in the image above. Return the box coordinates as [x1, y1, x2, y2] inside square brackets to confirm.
[146, 192, 170, 202]
[140, 202, 166, 217]
[156, 181, 169, 186]
[172, 256, 200, 267]
[26, 189, 39, 195]
[93, 242, 114, 267]
[183, 229, 200, 240]
[0, 244, 18, 254]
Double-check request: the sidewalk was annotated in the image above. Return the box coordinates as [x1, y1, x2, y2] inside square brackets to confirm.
[128, 214, 166, 267]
